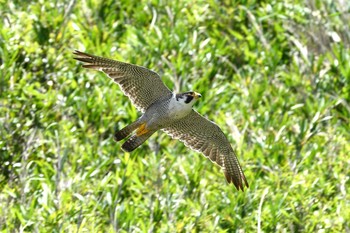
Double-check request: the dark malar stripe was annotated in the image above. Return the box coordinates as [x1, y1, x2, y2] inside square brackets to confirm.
[185, 95, 193, 104]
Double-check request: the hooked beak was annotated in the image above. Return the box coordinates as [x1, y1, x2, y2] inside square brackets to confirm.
[194, 92, 202, 99]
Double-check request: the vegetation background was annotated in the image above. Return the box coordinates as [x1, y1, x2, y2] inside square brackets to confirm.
[1, 0, 349, 232]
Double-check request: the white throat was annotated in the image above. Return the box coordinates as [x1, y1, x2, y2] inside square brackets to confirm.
[168, 95, 194, 120]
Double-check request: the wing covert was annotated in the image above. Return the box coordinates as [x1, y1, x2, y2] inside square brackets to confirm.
[73, 50, 172, 112]
[163, 110, 249, 191]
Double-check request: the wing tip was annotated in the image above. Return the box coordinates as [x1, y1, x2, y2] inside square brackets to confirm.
[73, 50, 99, 68]
[224, 171, 249, 192]
[73, 50, 91, 57]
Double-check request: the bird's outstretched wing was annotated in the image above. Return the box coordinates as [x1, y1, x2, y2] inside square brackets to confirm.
[73, 50, 172, 112]
[163, 110, 248, 191]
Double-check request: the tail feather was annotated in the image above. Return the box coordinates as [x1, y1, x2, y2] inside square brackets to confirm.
[114, 121, 141, 141]
[122, 131, 155, 152]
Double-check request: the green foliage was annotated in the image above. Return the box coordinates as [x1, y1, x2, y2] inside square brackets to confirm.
[1, 0, 349, 232]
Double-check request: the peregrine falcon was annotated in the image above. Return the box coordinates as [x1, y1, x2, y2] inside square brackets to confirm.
[73, 50, 249, 191]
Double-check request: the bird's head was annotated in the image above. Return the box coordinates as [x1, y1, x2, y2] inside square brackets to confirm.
[175, 91, 202, 106]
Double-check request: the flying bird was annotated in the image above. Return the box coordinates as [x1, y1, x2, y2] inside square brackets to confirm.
[73, 50, 249, 191]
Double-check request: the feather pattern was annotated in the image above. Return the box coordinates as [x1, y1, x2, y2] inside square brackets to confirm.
[73, 50, 172, 112]
[74, 51, 248, 191]
[163, 110, 248, 191]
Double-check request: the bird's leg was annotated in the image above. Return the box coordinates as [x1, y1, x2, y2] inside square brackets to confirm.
[135, 123, 149, 136]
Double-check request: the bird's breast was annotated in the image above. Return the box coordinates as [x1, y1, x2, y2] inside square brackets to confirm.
[141, 97, 192, 130]
[167, 97, 192, 120]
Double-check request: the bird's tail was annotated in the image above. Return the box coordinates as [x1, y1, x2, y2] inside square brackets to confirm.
[114, 121, 141, 141]
[122, 131, 155, 152]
